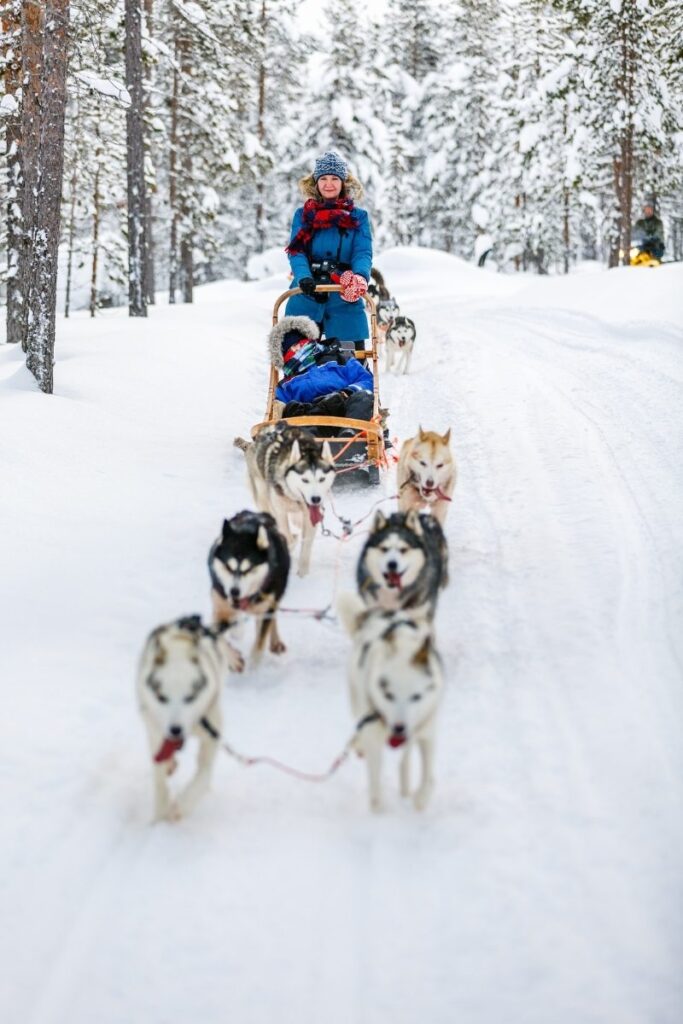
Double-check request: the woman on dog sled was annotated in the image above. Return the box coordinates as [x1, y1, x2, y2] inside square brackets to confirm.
[273, 151, 376, 430]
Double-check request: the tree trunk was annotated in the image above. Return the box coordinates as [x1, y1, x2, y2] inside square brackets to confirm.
[178, 31, 193, 302]
[18, 0, 44, 353]
[125, 0, 147, 316]
[168, 57, 179, 304]
[64, 84, 81, 319]
[254, 0, 267, 252]
[143, 0, 155, 304]
[2, 0, 23, 344]
[90, 123, 102, 318]
[23, 0, 70, 394]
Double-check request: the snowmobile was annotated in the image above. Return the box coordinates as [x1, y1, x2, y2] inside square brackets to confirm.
[251, 284, 387, 486]
[629, 245, 662, 268]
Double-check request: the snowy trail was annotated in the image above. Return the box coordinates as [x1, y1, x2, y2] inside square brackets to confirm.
[2, 252, 682, 1024]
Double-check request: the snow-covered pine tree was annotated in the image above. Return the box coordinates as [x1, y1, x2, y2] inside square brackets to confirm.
[64, 2, 129, 316]
[381, 0, 442, 247]
[284, 0, 384, 227]
[557, 0, 682, 266]
[249, 0, 300, 254]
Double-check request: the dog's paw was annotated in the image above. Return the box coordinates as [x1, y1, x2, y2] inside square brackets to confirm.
[270, 639, 286, 655]
[228, 649, 245, 673]
[413, 782, 434, 812]
[166, 801, 183, 823]
[370, 795, 383, 814]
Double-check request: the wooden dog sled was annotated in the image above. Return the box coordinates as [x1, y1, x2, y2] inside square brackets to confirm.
[250, 284, 387, 485]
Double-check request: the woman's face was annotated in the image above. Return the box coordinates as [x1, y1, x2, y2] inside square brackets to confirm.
[317, 175, 343, 200]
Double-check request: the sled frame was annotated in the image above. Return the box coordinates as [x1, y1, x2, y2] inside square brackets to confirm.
[251, 285, 385, 471]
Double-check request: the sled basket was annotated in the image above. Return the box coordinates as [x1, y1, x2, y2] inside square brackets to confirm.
[251, 285, 386, 484]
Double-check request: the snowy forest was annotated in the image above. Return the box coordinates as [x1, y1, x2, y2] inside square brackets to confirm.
[1, 0, 682, 391]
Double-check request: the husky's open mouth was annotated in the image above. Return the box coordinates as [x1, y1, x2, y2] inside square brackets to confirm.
[231, 595, 253, 611]
[384, 569, 404, 589]
[388, 732, 407, 748]
[307, 503, 324, 526]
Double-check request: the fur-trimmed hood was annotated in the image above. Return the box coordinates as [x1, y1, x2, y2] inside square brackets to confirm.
[267, 315, 320, 369]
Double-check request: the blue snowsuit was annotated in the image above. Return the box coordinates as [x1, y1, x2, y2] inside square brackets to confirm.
[285, 206, 373, 342]
[275, 360, 373, 404]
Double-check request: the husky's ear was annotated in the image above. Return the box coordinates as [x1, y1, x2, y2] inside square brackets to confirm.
[373, 509, 387, 531]
[290, 439, 301, 463]
[222, 518, 233, 536]
[442, 428, 451, 445]
[153, 639, 167, 668]
[418, 424, 426, 440]
[321, 439, 333, 464]
[336, 592, 366, 635]
[405, 509, 423, 535]
[256, 524, 269, 551]
[412, 635, 432, 667]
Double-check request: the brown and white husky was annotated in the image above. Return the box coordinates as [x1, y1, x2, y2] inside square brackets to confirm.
[397, 427, 455, 526]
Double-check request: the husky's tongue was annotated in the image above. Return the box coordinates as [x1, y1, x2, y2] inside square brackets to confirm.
[388, 733, 406, 748]
[308, 503, 324, 526]
[385, 570, 403, 589]
[154, 736, 184, 763]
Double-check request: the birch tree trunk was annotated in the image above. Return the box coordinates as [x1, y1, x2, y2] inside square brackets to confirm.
[23, 0, 69, 394]
[125, 0, 147, 316]
[2, 0, 23, 344]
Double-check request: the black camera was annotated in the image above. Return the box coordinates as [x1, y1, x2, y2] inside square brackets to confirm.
[310, 259, 336, 284]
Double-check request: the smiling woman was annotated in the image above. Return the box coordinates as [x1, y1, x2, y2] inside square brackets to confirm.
[284, 151, 373, 350]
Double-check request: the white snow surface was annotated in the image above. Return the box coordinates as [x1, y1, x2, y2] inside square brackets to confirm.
[1, 249, 682, 1024]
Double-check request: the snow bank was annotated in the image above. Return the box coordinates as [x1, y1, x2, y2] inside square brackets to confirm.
[514, 262, 683, 329]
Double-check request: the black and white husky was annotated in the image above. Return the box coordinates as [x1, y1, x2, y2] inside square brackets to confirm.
[376, 296, 400, 333]
[209, 510, 290, 665]
[235, 423, 335, 577]
[357, 509, 448, 616]
[137, 615, 232, 822]
[338, 596, 444, 812]
[385, 315, 417, 375]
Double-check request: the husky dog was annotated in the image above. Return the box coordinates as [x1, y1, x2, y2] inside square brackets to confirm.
[368, 267, 390, 302]
[357, 509, 448, 616]
[376, 296, 400, 335]
[385, 315, 417, 375]
[338, 595, 444, 812]
[397, 427, 455, 525]
[209, 510, 290, 665]
[137, 615, 232, 822]
[235, 423, 335, 577]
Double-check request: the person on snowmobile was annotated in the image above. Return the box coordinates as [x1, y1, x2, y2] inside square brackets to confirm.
[632, 198, 665, 261]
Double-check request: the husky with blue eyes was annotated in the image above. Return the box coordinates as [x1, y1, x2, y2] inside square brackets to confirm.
[337, 595, 444, 813]
[137, 616, 234, 822]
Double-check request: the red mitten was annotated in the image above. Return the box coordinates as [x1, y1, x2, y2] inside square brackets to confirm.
[339, 270, 368, 303]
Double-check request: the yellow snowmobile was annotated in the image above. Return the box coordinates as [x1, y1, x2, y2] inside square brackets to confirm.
[630, 246, 661, 268]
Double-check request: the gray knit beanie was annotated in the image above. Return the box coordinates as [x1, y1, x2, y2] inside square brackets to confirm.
[313, 152, 348, 182]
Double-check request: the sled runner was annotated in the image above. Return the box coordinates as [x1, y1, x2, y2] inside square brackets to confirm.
[251, 285, 386, 485]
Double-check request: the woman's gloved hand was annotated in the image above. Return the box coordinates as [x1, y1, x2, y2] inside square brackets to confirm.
[339, 270, 368, 303]
[298, 277, 316, 296]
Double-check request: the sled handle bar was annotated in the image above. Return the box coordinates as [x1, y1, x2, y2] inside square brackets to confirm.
[272, 284, 377, 325]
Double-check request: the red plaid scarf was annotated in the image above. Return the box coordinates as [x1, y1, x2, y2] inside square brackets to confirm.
[286, 198, 359, 256]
